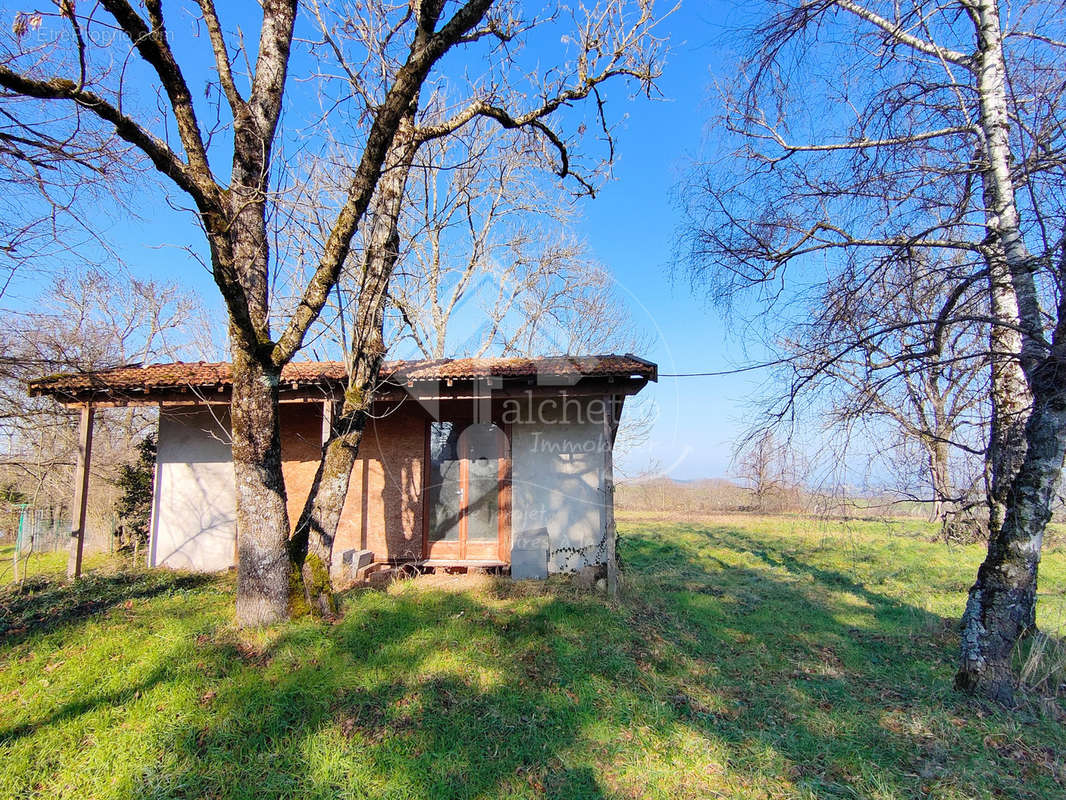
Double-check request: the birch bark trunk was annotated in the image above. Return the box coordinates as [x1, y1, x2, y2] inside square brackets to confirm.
[956, 0, 1053, 701]
[957, 333, 1066, 703]
[972, 0, 1038, 537]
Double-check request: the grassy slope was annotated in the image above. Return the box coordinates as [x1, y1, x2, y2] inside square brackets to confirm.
[0, 544, 111, 585]
[0, 514, 1063, 800]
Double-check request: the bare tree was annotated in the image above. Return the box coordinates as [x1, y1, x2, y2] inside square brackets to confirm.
[1, 14, 135, 300]
[772, 252, 989, 528]
[293, 0, 665, 610]
[678, 0, 1066, 702]
[2, 0, 512, 626]
[379, 119, 656, 463]
[0, 268, 207, 568]
[379, 120, 630, 358]
[736, 430, 804, 513]
[297, 125, 654, 603]
[0, 0, 667, 624]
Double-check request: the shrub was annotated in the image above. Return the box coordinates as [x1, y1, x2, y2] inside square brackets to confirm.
[112, 435, 155, 554]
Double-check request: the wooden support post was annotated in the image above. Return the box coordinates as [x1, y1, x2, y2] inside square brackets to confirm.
[67, 404, 94, 580]
[322, 397, 336, 445]
[603, 395, 618, 598]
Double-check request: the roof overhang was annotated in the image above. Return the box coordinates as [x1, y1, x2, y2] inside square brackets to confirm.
[28, 354, 657, 408]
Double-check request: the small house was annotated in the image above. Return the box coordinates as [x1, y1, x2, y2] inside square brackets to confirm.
[29, 355, 656, 580]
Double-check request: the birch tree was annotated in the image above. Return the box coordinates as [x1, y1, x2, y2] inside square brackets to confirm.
[678, 0, 1066, 702]
[1, 0, 666, 624]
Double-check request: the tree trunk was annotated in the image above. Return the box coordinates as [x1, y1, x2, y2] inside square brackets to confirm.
[957, 341, 1066, 703]
[290, 411, 367, 616]
[290, 111, 420, 613]
[231, 347, 292, 626]
[927, 436, 952, 524]
[973, 0, 1039, 540]
[290, 293, 390, 617]
[972, 0, 1044, 372]
[954, 0, 1055, 701]
[985, 251, 1033, 539]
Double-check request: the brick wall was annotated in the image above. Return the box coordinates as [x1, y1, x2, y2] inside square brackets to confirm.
[280, 401, 426, 563]
[279, 403, 323, 530]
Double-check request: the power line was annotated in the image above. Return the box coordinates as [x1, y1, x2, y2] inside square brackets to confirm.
[658, 359, 787, 378]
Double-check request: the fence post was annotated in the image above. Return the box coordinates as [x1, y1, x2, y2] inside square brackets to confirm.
[13, 505, 27, 582]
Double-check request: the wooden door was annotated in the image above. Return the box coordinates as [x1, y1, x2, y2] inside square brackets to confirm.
[425, 421, 509, 561]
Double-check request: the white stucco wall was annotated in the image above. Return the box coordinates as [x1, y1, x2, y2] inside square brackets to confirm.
[510, 419, 608, 573]
[149, 407, 236, 571]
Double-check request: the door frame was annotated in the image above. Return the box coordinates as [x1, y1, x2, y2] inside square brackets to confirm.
[421, 420, 512, 563]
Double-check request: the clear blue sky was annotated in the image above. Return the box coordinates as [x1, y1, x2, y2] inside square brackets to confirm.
[9, 0, 762, 481]
[572, 1, 767, 479]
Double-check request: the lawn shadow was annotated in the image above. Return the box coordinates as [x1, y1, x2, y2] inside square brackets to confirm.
[0, 569, 214, 647]
[3, 522, 1063, 799]
[621, 520, 1062, 799]
[121, 525, 978, 800]
[126, 586, 616, 800]
[0, 664, 172, 744]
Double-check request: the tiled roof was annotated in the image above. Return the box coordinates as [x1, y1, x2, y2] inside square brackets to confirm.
[28, 354, 657, 399]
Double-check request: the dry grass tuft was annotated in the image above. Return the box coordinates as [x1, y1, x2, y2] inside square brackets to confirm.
[1017, 630, 1066, 698]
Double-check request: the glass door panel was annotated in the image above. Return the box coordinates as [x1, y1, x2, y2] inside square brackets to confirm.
[426, 421, 508, 560]
[465, 455, 499, 542]
[427, 422, 462, 548]
[460, 424, 503, 545]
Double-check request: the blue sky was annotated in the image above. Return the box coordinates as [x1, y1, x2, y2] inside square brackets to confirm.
[7, 0, 763, 480]
[571, 1, 766, 478]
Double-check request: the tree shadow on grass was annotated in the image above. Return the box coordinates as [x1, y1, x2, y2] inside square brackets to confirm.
[0, 569, 214, 647]
[127, 588, 616, 800]
[3, 524, 1065, 799]
[121, 553, 987, 800]
[0, 664, 173, 744]
[622, 521, 1066, 799]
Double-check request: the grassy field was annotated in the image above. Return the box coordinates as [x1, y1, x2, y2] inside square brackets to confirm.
[0, 544, 112, 586]
[1, 513, 1064, 800]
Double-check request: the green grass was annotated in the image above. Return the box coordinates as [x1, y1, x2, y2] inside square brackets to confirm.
[0, 543, 111, 585]
[1, 514, 1064, 799]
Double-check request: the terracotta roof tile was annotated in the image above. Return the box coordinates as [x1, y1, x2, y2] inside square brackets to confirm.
[28, 354, 656, 400]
